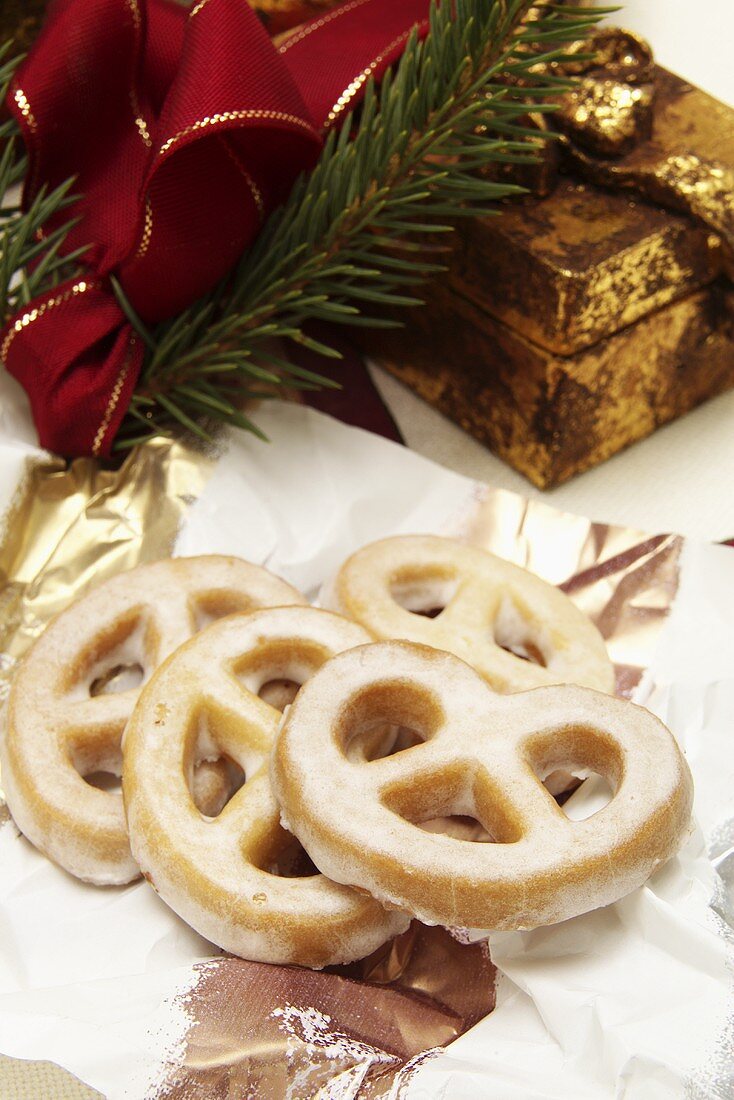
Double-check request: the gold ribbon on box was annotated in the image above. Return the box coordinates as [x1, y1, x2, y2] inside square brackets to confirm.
[538, 27, 734, 277]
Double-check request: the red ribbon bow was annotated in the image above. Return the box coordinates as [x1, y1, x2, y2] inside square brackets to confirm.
[3, 0, 430, 456]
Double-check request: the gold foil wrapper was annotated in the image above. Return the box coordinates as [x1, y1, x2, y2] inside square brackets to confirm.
[0, 438, 214, 706]
[551, 29, 733, 272]
[0, 439, 683, 1095]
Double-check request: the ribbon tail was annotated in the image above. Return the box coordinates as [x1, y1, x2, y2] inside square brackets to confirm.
[563, 144, 734, 278]
[289, 324, 404, 443]
[4, 0, 439, 457]
[1, 280, 143, 457]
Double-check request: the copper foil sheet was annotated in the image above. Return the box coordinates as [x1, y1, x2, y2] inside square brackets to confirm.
[154, 927, 495, 1099]
[449, 484, 682, 698]
[0, 438, 682, 1097]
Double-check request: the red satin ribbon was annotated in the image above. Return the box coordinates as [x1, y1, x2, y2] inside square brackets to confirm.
[2, 0, 430, 456]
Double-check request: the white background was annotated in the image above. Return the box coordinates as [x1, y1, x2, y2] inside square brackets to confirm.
[613, 0, 734, 105]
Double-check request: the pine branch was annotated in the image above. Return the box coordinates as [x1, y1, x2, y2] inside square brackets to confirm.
[0, 6, 608, 451]
[0, 43, 82, 325]
[117, 0, 606, 449]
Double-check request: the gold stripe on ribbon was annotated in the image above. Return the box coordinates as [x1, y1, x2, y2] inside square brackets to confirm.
[13, 87, 37, 133]
[277, 0, 372, 55]
[92, 333, 138, 456]
[135, 196, 154, 259]
[326, 28, 413, 127]
[220, 137, 265, 219]
[158, 109, 318, 158]
[1, 280, 98, 363]
[125, 0, 152, 148]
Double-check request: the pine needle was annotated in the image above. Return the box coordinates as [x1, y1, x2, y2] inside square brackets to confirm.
[120, 0, 605, 447]
[0, 5, 607, 450]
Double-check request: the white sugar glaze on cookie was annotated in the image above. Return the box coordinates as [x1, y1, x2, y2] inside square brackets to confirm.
[123, 607, 408, 967]
[322, 534, 615, 694]
[1, 556, 306, 884]
[272, 641, 693, 931]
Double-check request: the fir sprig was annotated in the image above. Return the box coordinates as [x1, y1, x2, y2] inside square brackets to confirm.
[119, 0, 608, 448]
[0, 43, 84, 323]
[0, 4, 610, 451]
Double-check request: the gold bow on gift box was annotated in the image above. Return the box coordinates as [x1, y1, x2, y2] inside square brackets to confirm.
[540, 27, 733, 276]
[360, 25, 734, 490]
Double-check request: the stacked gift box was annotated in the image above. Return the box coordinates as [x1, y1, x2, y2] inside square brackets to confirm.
[361, 57, 734, 488]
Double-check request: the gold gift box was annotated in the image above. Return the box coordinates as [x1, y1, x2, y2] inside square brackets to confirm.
[362, 67, 734, 489]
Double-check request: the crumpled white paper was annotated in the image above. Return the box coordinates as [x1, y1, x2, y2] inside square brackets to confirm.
[0, 373, 52, 526]
[0, 395, 732, 1099]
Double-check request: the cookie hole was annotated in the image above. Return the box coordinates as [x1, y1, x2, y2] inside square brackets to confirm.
[89, 662, 144, 696]
[347, 723, 427, 764]
[83, 770, 122, 793]
[391, 725, 426, 753]
[544, 769, 582, 799]
[492, 596, 547, 668]
[417, 815, 493, 842]
[373, 725, 426, 759]
[338, 677, 442, 765]
[392, 793, 522, 845]
[258, 678, 301, 712]
[498, 640, 546, 667]
[192, 591, 259, 631]
[340, 721, 402, 763]
[234, 639, 332, 710]
[390, 573, 459, 618]
[266, 834, 320, 879]
[339, 680, 444, 764]
[73, 742, 124, 794]
[383, 762, 525, 843]
[192, 757, 246, 819]
[65, 611, 144, 696]
[528, 725, 621, 822]
[556, 771, 614, 821]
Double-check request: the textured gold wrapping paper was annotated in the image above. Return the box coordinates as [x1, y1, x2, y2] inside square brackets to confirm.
[0, 434, 682, 1096]
[369, 278, 734, 489]
[474, 28, 734, 349]
[362, 35, 734, 489]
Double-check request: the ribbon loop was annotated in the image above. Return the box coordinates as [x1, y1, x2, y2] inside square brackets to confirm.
[2, 0, 432, 456]
[2, 280, 141, 457]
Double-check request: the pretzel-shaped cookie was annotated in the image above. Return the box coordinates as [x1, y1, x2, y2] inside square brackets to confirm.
[272, 642, 693, 931]
[1, 556, 306, 885]
[324, 535, 614, 694]
[123, 607, 409, 967]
